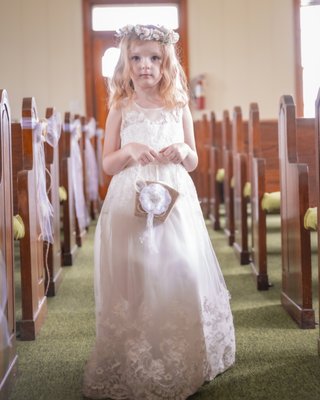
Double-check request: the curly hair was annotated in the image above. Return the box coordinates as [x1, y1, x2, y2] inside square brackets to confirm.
[108, 28, 189, 109]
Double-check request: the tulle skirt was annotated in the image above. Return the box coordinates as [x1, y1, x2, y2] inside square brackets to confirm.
[82, 164, 235, 400]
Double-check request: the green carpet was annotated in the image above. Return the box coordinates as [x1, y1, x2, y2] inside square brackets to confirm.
[9, 215, 320, 400]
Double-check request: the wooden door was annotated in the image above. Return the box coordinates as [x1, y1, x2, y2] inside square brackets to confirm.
[92, 34, 114, 130]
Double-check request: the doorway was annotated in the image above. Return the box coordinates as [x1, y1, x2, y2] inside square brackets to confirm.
[82, 0, 189, 129]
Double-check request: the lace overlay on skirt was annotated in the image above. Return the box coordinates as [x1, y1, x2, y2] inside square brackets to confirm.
[82, 102, 235, 400]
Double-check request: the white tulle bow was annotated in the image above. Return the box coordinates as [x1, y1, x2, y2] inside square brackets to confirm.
[22, 115, 61, 244]
[84, 118, 99, 201]
[70, 119, 89, 231]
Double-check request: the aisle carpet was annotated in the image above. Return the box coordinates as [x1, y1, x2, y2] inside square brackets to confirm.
[9, 215, 320, 400]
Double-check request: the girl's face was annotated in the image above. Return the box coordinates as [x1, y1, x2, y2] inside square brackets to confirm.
[128, 40, 163, 91]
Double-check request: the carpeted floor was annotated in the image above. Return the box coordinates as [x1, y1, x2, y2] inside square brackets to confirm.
[9, 215, 320, 400]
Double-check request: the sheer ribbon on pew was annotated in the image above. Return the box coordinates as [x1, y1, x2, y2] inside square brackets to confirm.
[21, 112, 61, 244]
[84, 118, 99, 202]
[69, 119, 89, 231]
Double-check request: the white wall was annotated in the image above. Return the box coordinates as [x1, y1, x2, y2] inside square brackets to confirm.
[0, 0, 85, 120]
[188, 0, 295, 119]
[0, 0, 295, 120]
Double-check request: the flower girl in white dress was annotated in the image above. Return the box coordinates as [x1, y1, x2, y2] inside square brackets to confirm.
[83, 24, 235, 400]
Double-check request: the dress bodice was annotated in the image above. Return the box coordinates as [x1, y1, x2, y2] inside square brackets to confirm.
[120, 101, 184, 152]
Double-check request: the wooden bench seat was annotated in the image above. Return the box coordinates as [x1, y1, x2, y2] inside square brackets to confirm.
[278, 95, 316, 329]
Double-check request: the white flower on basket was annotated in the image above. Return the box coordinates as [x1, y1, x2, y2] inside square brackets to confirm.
[139, 182, 172, 215]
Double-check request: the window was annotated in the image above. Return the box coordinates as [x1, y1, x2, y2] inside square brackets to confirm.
[300, 3, 320, 116]
[92, 5, 179, 31]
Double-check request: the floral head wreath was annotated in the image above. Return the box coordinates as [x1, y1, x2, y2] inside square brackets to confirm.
[115, 24, 179, 45]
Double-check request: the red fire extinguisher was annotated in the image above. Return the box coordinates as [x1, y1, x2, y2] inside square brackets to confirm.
[195, 78, 205, 110]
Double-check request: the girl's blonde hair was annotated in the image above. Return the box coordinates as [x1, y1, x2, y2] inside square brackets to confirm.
[109, 26, 189, 109]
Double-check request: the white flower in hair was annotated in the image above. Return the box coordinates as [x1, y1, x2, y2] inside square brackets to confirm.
[116, 24, 179, 45]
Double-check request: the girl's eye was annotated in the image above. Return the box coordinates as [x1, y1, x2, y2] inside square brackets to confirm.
[131, 56, 140, 62]
[151, 56, 161, 62]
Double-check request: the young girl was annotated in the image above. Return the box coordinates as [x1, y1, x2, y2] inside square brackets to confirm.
[83, 24, 235, 400]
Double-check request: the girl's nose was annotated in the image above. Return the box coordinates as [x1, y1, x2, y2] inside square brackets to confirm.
[141, 58, 151, 69]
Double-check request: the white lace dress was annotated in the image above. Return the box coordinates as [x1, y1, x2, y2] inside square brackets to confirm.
[82, 102, 235, 400]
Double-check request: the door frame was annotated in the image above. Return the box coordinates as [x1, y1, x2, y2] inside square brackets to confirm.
[82, 0, 189, 126]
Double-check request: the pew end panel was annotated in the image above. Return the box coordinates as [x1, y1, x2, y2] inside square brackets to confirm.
[233, 152, 250, 264]
[44, 107, 63, 296]
[209, 146, 224, 230]
[193, 115, 211, 218]
[11, 98, 48, 340]
[59, 112, 77, 266]
[209, 113, 224, 231]
[232, 107, 250, 264]
[222, 110, 235, 246]
[278, 95, 315, 329]
[250, 157, 272, 290]
[76, 115, 89, 247]
[316, 87, 320, 354]
[248, 103, 279, 291]
[0, 89, 18, 398]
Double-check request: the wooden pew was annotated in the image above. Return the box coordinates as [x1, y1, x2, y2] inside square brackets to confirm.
[44, 107, 63, 296]
[59, 112, 77, 265]
[193, 114, 211, 218]
[316, 88, 320, 353]
[95, 127, 107, 202]
[84, 118, 100, 220]
[11, 97, 48, 340]
[80, 116, 89, 220]
[222, 110, 235, 245]
[73, 116, 88, 247]
[278, 95, 316, 329]
[0, 89, 18, 398]
[232, 107, 250, 264]
[208, 112, 224, 230]
[248, 103, 279, 290]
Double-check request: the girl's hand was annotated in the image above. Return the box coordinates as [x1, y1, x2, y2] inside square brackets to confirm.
[159, 143, 190, 164]
[126, 142, 161, 166]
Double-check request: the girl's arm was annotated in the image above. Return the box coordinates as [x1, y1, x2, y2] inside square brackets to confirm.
[102, 105, 160, 176]
[159, 105, 198, 172]
[181, 104, 198, 172]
